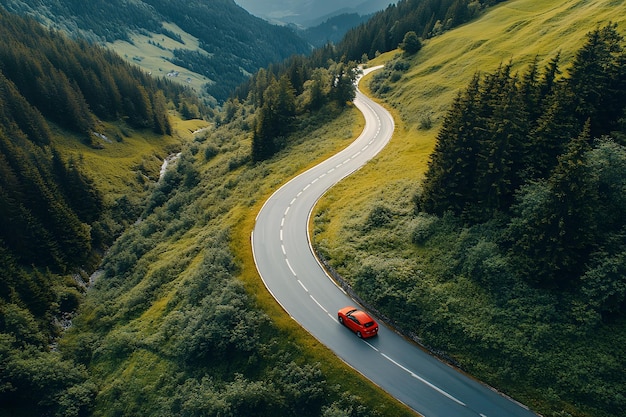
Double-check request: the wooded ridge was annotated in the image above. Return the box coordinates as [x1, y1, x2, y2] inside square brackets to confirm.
[0, 10, 203, 416]
[0, 0, 311, 103]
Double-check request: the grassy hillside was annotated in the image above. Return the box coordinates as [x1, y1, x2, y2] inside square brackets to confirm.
[313, 1, 626, 416]
[50, 118, 203, 201]
[110, 22, 213, 96]
[377, 0, 626, 131]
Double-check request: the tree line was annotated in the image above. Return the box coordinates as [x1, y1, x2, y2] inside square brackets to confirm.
[331, 0, 506, 61]
[416, 23, 626, 297]
[246, 58, 361, 162]
[0, 8, 179, 140]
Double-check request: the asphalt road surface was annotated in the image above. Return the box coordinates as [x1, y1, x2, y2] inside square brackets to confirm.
[252, 66, 538, 417]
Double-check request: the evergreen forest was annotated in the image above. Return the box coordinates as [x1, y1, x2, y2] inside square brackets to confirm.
[0, 9, 201, 416]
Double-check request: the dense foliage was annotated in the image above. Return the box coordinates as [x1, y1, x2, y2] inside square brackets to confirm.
[69, 177, 364, 417]
[417, 23, 626, 290]
[0, 0, 310, 102]
[0, 8, 177, 138]
[0, 10, 202, 416]
[247, 59, 360, 161]
[332, 0, 507, 61]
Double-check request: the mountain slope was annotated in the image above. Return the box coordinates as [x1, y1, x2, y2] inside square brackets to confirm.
[300, 13, 372, 48]
[0, 0, 310, 102]
[0, 9, 205, 416]
[313, 1, 626, 416]
[0, 6, 409, 417]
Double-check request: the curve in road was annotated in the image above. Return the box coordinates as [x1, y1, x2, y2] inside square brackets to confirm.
[252, 66, 538, 417]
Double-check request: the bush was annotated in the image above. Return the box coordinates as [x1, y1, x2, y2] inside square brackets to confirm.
[399, 31, 422, 55]
[58, 287, 82, 313]
[411, 213, 438, 244]
[365, 205, 393, 229]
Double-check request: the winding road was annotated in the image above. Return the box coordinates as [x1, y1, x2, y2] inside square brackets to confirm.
[251, 66, 538, 417]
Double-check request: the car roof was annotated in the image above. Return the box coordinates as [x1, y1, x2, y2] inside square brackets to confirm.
[351, 309, 374, 323]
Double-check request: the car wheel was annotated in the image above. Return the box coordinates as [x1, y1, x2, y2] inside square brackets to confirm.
[356, 331, 362, 338]
[338, 316, 344, 324]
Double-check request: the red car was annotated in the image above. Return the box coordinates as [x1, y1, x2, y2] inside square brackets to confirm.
[338, 306, 379, 338]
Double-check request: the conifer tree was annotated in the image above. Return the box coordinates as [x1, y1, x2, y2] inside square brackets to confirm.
[400, 31, 422, 55]
[507, 124, 594, 287]
[475, 66, 528, 219]
[568, 23, 626, 138]
[528, 81, 578, 180]
[545, 122, 596, 281]
[251, 75, 297, 162]
[252, 106, 276, 162]
[418, 74, 482, 217]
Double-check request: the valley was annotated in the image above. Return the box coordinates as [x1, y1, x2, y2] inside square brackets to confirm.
[1, 1, 625, 416]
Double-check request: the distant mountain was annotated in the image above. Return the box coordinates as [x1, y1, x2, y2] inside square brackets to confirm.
[0, 0, 311, 102]
[235, 0, 396, 27]
[300, 13, 372, 47]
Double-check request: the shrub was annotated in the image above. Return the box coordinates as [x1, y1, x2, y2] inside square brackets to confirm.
[365, 205, 393, 229]
[411, 213, 438, 244]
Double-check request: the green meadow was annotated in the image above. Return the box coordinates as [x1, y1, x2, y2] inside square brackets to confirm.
[109, 22, 212, 94]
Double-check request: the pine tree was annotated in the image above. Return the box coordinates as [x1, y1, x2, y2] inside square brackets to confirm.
[546, 122, 596, 282]
[251, 106, 276, 162]
[474, 66, 529, 220]
[568, 23, 626, 138]
[528, 81, 578, 180]
[418, 74, 482, 216]
[507, 124, 595, 287]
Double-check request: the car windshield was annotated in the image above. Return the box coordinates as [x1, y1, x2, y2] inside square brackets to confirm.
[364, 321, 375, 328]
